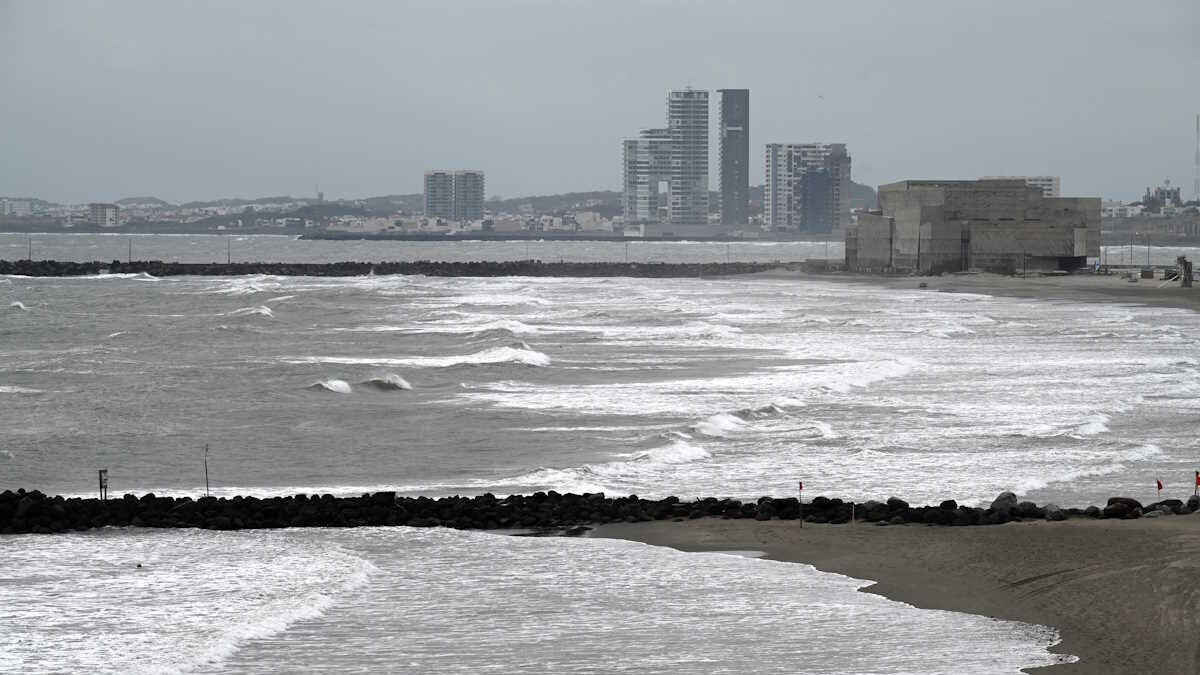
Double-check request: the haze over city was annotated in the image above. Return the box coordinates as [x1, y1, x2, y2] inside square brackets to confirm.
[3, 0, 1197, 204]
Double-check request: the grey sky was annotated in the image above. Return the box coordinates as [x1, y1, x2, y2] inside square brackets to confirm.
[2, 0, 1198, 204]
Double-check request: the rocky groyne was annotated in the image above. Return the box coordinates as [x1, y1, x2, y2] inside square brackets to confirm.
[2, 489, 1195, 535]
[0, 259, 792, 278]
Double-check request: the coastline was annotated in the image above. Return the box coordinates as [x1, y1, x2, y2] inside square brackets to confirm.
[751, 268, 1200, 313]
[592, 517, 1200, 675]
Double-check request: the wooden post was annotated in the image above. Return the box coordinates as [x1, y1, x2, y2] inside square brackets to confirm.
[227, 239, 231, 265]
[204, 444, 210, 497]
[128, 238, 132, 264]
[98, 469, 108, 501]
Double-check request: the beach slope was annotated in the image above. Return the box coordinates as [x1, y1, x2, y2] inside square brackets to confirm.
[594, 517, 1200, 675]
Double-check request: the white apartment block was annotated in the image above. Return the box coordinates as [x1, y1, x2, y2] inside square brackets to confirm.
[88, 202, 120, 227]
[980, 175, 1061, 198]
[424, 170, 485, 222]
[667, 89, 709, 225]
[622, 128, 670, 222]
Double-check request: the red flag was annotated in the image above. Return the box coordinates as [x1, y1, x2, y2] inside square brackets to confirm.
[1195, 472, 1199, 487]
[1157, 479, 1163, 491]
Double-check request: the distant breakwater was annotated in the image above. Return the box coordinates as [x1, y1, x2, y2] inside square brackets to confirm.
[0, 259, 793, 278]
[2, 489, 1196, 536]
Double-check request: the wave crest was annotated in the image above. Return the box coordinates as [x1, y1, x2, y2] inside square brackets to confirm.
[225, 306, 274, 318]
[361, 374, 413, 391]
[308, 379, 352, 394]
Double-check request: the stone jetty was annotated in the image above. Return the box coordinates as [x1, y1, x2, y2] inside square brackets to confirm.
[2, 489, 1196, 536]
[0, 259, 792, 278]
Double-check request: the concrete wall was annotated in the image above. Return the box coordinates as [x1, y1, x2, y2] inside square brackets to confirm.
[849, 180, 1101, 274]
[849, 213, 894, 270]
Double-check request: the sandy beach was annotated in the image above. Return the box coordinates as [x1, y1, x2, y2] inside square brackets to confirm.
[754, 268, 1200, 313]
[594, 517, 1200, 675]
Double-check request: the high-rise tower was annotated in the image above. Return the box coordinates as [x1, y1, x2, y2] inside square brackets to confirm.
[764, 143, 851, 232]
[718, 89, 749, 225]
[667, 89, 709, 225]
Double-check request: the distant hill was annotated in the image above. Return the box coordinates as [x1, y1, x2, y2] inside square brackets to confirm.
[487, 191, 623, 216]
[117, 196, 173, 206]
[179, 195, 311, 209]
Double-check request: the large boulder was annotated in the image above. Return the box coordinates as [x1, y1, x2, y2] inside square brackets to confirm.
[1043, 503, 1066, 521]
[990, 491, 1019, 512]
[1188, 495, 1200, 513]
[1102, 502, 1131, 519]
[1014, 501, 1044, 519]
[1106, 497, 1143, 511]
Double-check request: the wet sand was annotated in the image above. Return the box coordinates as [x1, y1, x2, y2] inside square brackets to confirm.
[593, 517, 1200, 674]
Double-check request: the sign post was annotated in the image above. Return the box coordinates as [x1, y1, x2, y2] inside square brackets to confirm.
[98, 469, 108, 501]
[798, 480, 803, 528]
[204, 444, 211, 497]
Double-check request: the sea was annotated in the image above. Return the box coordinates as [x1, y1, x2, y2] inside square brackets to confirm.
[4, 232, 1200, 674]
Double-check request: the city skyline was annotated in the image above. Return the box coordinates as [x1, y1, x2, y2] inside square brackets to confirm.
[2, 1, 1197, 204]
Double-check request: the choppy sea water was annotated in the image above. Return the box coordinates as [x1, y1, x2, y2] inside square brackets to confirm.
[5, 234, 1198, 672]
[1, 527, 1070, 675]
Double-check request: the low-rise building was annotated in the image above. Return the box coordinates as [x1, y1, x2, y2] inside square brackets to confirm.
[846, 179, 1100, 274]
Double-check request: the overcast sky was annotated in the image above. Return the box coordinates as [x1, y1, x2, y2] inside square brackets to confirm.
[2, 0, 1198, 204]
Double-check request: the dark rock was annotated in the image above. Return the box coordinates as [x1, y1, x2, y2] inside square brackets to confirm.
[990, 491, 1018, 512]
[939, 499, 958, 511]
[1106, 497, 1143, 511]
[1014, 501, 1044, 519]
[1043, 503, 1066, 521]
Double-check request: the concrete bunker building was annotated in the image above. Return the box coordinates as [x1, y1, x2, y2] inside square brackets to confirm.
[846, 179, 1100, 274]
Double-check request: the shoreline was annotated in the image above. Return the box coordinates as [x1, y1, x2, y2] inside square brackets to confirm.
[592, 517, 1200, 675]
[751, 268, 1200, 313]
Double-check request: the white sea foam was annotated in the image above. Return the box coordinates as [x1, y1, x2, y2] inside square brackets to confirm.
[225, 305, 274, 318]
[9, 301, 28, 310]
[1072, 413, 1110, 436]
[0, 385, 41, 394]
[285, 345, 552, 368]
[491, 438, 714, 495]
[692, 412, 748, 437]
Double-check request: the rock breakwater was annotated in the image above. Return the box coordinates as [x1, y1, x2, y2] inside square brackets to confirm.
[2, 489, 1195, 535]
[0, 259, 791, 278]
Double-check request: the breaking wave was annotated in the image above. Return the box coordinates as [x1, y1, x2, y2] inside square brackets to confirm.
[9, 301, 28, 311]
[1013, 444, 1164, 494]
[0, 385, 42, 394]
[225, 306, 274, 319]
[285, 346, 551, 369]
[308, 379, 352, 394]
[493, 438, 714, 495]
[693, 413, 748, 437]
[360, 373, 413, 391]
[1072, 413, 1110, 437]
